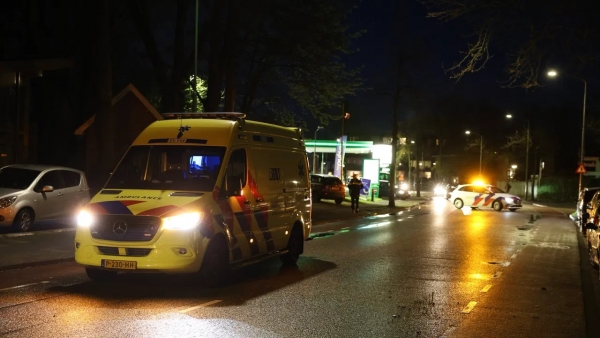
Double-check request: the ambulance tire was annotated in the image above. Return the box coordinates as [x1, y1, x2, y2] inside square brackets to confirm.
[335, 198, 343, 205]
[200, 238, 230, 288]
[492, 200, 503, 212]
[85, 268, 117, 282]
[281, 225, 304, 266]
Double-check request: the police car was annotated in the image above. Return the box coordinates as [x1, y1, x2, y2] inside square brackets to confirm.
[449, 183, 522, 212]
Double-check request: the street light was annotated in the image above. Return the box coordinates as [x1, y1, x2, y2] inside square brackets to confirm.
[505, 114, 530, 200]
[465, 130, 483, 175]
[312, 126, 323, 173]
[547, 69, 587, 194]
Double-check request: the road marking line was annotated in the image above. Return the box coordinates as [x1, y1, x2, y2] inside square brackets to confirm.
[511, 254, 517, 259]
[493, 271, 502, 278]
[503, 262, 511, 267]
[341, 227, 350, 230]
[179, 300, 222, 313]
[0, 281, 50, 292]
[462, 301, 477, 313]
[481, 284, 492, 293]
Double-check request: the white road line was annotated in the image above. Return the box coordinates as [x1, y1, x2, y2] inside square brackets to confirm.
[480, 284, 492, 293]
[493, 271, 502, 278]
[462, 301, 477, 313]
[0, 281, 50, 292]
[503, 262, 511, 267]
[179, 300, 222, 313]
[511, 254, 517, 259]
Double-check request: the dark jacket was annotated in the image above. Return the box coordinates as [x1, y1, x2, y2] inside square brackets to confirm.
[348, 178, 363, 196]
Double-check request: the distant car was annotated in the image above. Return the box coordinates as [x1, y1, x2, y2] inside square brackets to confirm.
[378, 173, 410, 200]
[577, 187, 600, 233]
[0, 164, 91, 232]
[433, 184, 447, 197]
[310, 174, 345, 204]
[450, 183, 522, 212]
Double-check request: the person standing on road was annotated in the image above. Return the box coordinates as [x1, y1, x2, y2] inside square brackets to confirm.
[348, 173, 364, 213]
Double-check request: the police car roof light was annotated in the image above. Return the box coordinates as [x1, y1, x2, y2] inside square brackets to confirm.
[161, 112, 246, 120]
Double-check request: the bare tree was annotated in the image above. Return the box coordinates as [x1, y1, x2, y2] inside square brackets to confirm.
[421, 0, 600, 88]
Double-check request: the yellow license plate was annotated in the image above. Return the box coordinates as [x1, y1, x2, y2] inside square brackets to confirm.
[103, 259, 137, 270]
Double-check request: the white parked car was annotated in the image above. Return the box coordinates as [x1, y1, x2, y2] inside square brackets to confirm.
[0, 164, 91, 232]
[450, 183, 522, 212]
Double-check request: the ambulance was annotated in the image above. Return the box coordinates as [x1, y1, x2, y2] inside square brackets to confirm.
[74, 112, 312, 286]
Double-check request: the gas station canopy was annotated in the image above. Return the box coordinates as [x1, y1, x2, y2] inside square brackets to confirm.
[305, 140, 373, 154]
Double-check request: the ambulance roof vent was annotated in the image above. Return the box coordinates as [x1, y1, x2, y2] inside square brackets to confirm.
[161, 112, 246, 120]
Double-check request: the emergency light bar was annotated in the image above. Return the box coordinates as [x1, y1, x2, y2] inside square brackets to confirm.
[161, 112, 246, 120]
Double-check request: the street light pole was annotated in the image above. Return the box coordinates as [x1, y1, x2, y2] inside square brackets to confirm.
[465, 130, 483, 176]
[506, 114, 530, 199]
[579, 80, 587, 194]
[547, 70, 587, 195]
[312, 126, 323, 173]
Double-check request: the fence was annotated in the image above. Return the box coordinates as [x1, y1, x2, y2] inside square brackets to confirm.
[497, 176, 585, 202]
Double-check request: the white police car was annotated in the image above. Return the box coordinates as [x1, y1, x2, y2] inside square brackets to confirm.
[450, 183, 522, 212]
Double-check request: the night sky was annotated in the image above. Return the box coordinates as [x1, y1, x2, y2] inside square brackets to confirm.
[315, 0, 595, 148]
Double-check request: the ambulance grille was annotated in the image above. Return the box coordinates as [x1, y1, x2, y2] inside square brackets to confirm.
[97, 246, 153, 257]
[90, 215, 161, 242]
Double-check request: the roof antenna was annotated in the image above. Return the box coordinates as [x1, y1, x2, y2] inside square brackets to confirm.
[177, 118, 190, 138]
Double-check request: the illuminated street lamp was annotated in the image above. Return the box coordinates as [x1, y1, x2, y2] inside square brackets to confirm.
[465, 130, 483, 175]
[312, 126, 323, 173]
[548, 69, 587, 194]
[506, 114, 530, 200]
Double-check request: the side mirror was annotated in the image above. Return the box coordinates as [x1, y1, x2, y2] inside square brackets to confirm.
[586, 222, 598, 231]
[42, 185, 54, 193]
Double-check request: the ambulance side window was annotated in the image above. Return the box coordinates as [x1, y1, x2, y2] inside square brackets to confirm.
[223, 148, 247, 196]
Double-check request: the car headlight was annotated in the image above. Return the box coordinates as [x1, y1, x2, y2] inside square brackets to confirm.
[434, 186, 446, 195]
[77, 210, 94, 227]
[505, 197, 514, 204]
[162, 212, 203, 230]
[400, 183, 408, 190]
[0, 196, 17, 208]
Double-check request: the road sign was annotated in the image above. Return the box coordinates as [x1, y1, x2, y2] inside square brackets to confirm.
[576, 164, 587, 174]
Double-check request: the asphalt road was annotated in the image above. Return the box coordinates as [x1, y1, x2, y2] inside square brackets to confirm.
[0, 198, 598, 337]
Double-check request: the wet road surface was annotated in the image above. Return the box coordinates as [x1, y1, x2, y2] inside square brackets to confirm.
[0, 198, 593, 337]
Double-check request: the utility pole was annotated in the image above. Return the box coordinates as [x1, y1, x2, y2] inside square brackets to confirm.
[192, 0, 198, 112]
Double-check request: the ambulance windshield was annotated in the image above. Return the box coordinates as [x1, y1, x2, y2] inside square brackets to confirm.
[105, 145, 226, 191]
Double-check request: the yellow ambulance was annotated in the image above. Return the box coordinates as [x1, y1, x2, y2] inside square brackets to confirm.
[74, 112, 311, 286]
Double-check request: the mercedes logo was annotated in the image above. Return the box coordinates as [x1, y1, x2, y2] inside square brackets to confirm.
[112, 220, 128, 236]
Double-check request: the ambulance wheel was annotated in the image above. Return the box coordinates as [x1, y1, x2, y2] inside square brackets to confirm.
[281, 225, 304, 266]
[453, 198, 464, 209]
[492, 200, 503, 212]
[85, 268, 117, 281]
[334, 198, 343, 205]
[200, 239, 229, 288]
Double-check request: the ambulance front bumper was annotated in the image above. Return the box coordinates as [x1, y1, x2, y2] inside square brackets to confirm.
[74, 229, 208, 274]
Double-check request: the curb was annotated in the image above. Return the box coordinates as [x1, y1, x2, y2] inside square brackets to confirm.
[0, 257, 75, 272]
[312, 200, 427, 226]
